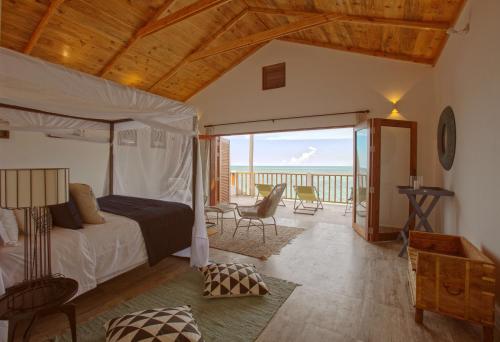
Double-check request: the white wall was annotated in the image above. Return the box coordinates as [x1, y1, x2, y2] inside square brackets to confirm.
[189, 39, 441, 217]
[433, 0, 500, 305]
[190, 40, 436, 134]
[0, 131, 110, 196]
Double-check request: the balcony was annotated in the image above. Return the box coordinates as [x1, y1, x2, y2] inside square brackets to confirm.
[231, 171, 354, 204]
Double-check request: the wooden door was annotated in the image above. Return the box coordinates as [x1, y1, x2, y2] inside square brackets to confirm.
[208, 137, 218, 206]
[353, 119, 417, 242]
[371, 119, 417, 241]
[208, 137, 231, 205]
[219, 138, 230, 203]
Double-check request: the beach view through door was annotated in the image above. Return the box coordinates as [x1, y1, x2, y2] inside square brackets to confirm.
[226, 128, 354, 206]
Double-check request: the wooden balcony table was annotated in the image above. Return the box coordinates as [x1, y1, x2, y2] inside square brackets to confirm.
[205, 202, 239, 234]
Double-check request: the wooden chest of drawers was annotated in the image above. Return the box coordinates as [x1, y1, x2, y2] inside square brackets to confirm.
[407, 231, 496, 342]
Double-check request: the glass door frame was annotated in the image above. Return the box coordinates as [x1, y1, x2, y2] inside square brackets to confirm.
[352, 120, 372, 240]
[371, 118, 417, 241]
[353, 119, 417, 242]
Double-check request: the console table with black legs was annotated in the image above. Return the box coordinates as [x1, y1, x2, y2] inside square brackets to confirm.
[397, 186, 455, 257]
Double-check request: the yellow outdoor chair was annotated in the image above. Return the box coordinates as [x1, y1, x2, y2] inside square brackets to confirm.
[255, 183, 286, 206]
[293, 185, 324, 215]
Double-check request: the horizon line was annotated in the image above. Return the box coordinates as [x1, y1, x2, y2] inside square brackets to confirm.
[230, 164, 353, 167]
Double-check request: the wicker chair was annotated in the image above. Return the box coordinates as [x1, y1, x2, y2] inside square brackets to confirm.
[233, 183, 287, 243]
[255, 183, 286, 206]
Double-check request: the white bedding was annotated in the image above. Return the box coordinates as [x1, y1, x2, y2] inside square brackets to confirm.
[0, 227, 97, 297]
[0, 211, 148, 297]
[0, 212, 151, 342]
[80, 212, 148, 283]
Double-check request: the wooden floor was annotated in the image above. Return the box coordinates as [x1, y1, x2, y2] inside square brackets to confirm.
[31, 200, 497, 341]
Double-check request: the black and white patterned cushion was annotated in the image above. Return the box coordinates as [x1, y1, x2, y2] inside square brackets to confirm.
[200, 263, 270, 298]
[104, 305, 204, 342]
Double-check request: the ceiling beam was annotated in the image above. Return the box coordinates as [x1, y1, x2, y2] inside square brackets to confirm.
[280, 37, 434, 65]
[185, 42, 268, 101]
[248, 7, 319, 18]
[136, 0, 232, 38]
[248, 6, 450, 31]
[149, 9, 249, 92]
[24, 0, 66, 54]
[432, 0, 468, 66]
[98, 0, 176, 77]
[336, 15, 449, 31]
[187, 14, 339, 62]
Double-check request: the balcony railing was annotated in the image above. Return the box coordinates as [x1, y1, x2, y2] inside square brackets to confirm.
[231, 171, 355, 204]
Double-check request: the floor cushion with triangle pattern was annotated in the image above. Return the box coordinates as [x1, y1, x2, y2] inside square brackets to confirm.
[200, 263, 270, 298]
[104, 305, 204, 342]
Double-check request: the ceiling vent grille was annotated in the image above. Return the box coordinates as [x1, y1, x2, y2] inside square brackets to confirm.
[262, 62, 286, 90]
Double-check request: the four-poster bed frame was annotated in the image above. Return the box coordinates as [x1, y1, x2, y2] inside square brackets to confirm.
[0, 102, 199, 209]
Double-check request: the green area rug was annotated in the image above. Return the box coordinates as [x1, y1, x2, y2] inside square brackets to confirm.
[55, 270, 298, 342]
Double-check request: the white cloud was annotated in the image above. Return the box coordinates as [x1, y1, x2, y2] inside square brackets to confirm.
[290, 146, 317, 164]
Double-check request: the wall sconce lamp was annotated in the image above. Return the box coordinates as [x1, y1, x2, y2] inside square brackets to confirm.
[391, 102, 400, 115]
[388, 101, 406, 120]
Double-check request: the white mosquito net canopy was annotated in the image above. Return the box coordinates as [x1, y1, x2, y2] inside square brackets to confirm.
[0, 47, 208, 267]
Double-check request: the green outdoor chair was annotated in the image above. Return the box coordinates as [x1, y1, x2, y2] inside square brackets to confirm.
[293, 185, 324, 215]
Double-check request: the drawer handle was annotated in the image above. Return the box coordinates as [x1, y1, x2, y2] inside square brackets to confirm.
[443, 283, 463, 296]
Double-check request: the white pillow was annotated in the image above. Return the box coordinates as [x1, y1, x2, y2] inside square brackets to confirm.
[0, 208, 19, 246]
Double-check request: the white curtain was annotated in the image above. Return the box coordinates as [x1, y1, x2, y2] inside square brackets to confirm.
[0, 48, 196, 126]
[114, 123, 193, 202]
[0, 108, 109, 131]
[113, 121, 208, 267]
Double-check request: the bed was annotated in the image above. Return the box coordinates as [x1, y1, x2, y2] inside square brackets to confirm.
[0, 196, 194, 298]
[0, 47, 208, 340]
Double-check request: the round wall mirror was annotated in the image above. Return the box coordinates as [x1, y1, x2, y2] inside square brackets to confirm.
[437, 106, 456, 170]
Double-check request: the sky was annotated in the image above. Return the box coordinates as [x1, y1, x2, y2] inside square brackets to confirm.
[228, 128, 353, 166]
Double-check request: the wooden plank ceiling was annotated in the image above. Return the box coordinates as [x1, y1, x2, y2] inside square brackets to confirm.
[1, 0, 465, 102]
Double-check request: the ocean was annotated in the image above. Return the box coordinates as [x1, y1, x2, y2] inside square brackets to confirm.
[230, 165, 353, 175]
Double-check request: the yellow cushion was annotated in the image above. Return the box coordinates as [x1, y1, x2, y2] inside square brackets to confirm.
[69, 183, 105, 224]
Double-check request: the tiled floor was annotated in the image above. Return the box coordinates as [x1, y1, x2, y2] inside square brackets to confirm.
[33, 197, 496, 341]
